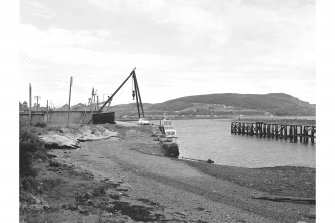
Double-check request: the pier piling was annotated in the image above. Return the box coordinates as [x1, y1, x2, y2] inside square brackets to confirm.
[231, 121, 315, 144]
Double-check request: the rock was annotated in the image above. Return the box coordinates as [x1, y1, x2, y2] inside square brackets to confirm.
[116, 188, 128, 192]
[40, 133, 79, 149]
[207, 159, 214, 163]
[40, 125, 119, 149]
[87, 199, 94, 206]
[49, 160, 61, 167]
[105, 204, 114, 212]
[78, 206, 89, 215]
[20, 193, 49, 212]
[67, 203, 78, 211]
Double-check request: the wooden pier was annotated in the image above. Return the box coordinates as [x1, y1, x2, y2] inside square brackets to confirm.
[231, 122, 316, 144]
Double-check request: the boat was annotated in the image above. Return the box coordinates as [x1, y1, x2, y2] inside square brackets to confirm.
[158, 113, 178, 142]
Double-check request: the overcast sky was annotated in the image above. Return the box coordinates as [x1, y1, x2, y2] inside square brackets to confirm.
[19, 0, 315, 107]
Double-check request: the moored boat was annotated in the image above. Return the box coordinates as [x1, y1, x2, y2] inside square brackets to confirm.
[158, 117, 178, 143]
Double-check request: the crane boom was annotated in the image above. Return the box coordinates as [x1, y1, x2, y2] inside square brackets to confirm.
[88, 67, 145, 123]
[97, 67, 136, 113]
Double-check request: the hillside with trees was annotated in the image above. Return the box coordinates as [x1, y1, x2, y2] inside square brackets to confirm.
[57, 93, 315, 117]
[153, 93, 315, 116]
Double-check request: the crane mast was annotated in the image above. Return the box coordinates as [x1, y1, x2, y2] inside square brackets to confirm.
[88, 67, 145, 123]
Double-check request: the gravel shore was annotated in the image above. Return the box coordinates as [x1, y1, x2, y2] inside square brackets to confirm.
[21, 122, 316, 223]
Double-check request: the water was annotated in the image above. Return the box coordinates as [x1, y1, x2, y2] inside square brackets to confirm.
[168, 119, 315, 168]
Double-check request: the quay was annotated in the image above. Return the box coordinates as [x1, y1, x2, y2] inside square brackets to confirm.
[231, 121, 316, 144]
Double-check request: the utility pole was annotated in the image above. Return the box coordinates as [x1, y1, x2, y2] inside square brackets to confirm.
[46, 100, 49, 123]
[91, 88, 94, 118]
[67, 76, 73, 128]
[94, 90, 98, 111]
[34, 96, 41, 111]
[29, 83, 32, 125]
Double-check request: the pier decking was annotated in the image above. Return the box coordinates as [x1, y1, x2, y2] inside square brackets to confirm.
[231, 122, 316, 144]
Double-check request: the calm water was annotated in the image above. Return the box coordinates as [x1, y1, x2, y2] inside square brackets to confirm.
[160, 119, 316, 168]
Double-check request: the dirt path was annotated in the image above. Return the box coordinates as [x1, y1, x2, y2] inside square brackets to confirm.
[49, 126, 315, 223]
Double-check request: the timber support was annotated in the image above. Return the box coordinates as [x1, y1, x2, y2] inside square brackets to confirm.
[231, 121, 316, 144]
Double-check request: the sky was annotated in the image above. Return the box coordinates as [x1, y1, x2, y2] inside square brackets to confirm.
[19, 0, 315, 107]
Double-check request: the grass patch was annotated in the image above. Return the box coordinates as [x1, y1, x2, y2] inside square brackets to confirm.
[20, 128, 46, 178]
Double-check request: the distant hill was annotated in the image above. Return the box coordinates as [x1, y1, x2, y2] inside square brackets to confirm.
[150, 93, 315, 116]
[57, 93, 315, 117]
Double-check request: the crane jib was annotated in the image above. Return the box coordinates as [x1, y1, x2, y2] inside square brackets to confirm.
[88, 67, 145, 124]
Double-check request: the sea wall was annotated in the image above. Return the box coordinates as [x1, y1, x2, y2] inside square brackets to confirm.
[48, 111, 92, 124]
[19, 111, 93, 125]
[19, 113, 45, 125]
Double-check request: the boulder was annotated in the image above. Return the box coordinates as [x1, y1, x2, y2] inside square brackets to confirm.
[39, 125, 119, 149]
[40, 132, 79, 149]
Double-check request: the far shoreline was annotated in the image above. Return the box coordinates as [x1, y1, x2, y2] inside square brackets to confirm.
[117, 115, 316, 125]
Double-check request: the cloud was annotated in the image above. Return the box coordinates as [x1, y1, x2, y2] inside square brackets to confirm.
[20, 24, 118, 49]
[20, 0, 56, 19]
[19, 0, 315, 104]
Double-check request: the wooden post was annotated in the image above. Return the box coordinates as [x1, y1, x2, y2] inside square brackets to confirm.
[284, 125, 287, 140]
[311, 126, 315, 144]
[303, 126, 307, 143]
[29, 83, 32, 125]
[34, 96, 41, 111]
[306, 126, 311, 143]
[275, 124, 278, 139]
[266, 124, 269, 138]
[67, 76, 73, 128]
[46, 100, 49, 123]
[90, 88, 94, 121]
